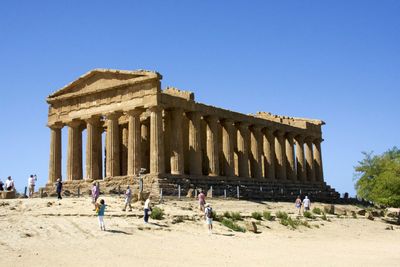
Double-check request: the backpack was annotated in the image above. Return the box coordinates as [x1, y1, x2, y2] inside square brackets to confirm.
[206, 207, 213, 218]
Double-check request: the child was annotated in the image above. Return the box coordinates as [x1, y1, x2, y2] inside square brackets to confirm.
[144, 196, 152, 223]
[204, 203, 213, 234]
[295, 196, 302, 215]
[96, 199, 106, 231]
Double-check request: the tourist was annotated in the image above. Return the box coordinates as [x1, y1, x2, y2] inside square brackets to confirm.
[204, 203, 213, 234]
[295, 195, 302, 215]
[91, 182, 100, 206]
[198, 190, 206, 212]
[28, 174, 37, 198]
[122, 185, 132, 212]
[303, 196, 311, 212]
[5, 176, 14, 191]
[95, 199, 106, 231]
[144, 196, 152, 224]
[0, 179, 4, 191]
[56, 178, 63, 200]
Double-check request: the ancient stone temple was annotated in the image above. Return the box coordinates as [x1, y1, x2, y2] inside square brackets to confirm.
[45, 69, 339, 200]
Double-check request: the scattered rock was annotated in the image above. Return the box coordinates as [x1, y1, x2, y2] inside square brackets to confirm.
[47, 202, 53, 207]
[245, 221, 258, 233]
[357, 209, 366, 216]
[9, 206, 16, 210]
[365, 212, 374, 220]
[0, 202, 10, 207]
[186, 189, 194, 198]
[63, 190, 71, 197]
[324, 204, 335, 214]
[385, 225, 394, 230]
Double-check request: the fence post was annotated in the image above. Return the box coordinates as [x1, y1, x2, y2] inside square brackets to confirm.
[118, 185, 121, 196]
[178, 185, 181, 199]
[24, 186, 27, 197]
[194, 189, 197, 198]
[237, 186, 240, 199]
[77, 186, 80, 198]
[224, 189, 227, 198]
[160, 188, 163, 203]
[210, 186, 213, 198]
[39, 188, 43, 198]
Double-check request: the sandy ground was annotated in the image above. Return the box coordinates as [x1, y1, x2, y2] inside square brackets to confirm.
[1, 196, 399, 267]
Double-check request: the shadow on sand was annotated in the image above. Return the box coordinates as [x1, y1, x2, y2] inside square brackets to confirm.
[105, 229, 133, 235]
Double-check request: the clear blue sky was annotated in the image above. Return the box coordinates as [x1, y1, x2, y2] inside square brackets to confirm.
[0, 1, 399, 196]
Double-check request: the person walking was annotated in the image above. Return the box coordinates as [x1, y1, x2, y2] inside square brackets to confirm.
[198, 190, 206, 212]
[28, 175, 37, 198]
[122, 186, 133, 212]
[295, 195, 302, 215]
[0, 179, 4, 191]
[95, 199, 106, 231]
[5, 176, 14, 191]
[204, 203, 213, 234]
[91, 182, 100, 206]
[56, 179, 63, 200]
[303, 195, 311, 212]
[144, 196, 152, 224]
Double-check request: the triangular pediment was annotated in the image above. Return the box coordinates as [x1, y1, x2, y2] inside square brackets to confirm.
[47, 69, 161, 101]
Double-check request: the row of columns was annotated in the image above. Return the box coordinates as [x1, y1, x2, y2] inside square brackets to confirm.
[48, 106, 324, 184]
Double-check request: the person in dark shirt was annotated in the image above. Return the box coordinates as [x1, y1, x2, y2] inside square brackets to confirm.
[56, 178, 63, 200]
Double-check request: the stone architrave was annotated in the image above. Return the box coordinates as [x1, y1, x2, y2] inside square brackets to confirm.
[67, 120, 83, 181]
[221, 119, 234, 177]
[274, 130, 286, 180]
[86, 116, 102, 180]
[305, 137, 315, 182]
[237, 122, 250, 178]
[314, 138, 324, 183]
[285, 132, 296, 181]
[188, 111, 202, 175]
[295, 135, 306, 182]
[170, 108, 184, 175]
[250, 125, 263, 178]
[127, 110, 142, 176]
[205, 115, 219, 176]
[106, 112, 120, 177]
[48, 124, 62, 183]
[263, 128, 275, 180]
[149, 106, 165, 175]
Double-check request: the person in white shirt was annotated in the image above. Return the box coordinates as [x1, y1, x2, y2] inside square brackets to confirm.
[5, 176, 14, 191]
[28, 175, 37, 197]
[302, 196, 311, 211]
[144, 196, 152, 223]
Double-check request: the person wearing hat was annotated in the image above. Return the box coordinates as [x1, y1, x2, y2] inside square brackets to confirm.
[204, 203, 213, 234]
[55, 178, 63, 200]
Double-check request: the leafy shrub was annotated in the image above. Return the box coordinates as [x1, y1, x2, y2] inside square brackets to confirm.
[312, 207, 322, 215]
[221, 218, 246, 232]
[276, 211, 288, 220]
[251, 211, 263, 220]
[263, 211, 274, 221]
[300, 220, 311, 228]
[321, 212, 328, 221]
[303, 211, 315, 219]
[150, 207, 164, 220]
[280, 217, 301, 229]
[231, 212, 242, 221]
[223, 211, 231, 218]
[351, 211, 357, 219]
[211, 210, 221, 222]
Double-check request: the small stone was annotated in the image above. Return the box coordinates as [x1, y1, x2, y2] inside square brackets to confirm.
[245, 221, 258, 233]
[357, 209, 366, 216]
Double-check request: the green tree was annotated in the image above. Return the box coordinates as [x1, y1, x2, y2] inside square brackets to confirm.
[354, 147, 400, 207]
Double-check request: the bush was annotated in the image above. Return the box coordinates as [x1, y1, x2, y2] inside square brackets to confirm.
[276, 211, 288, 220]
[321, 212, 328, 221]
[280, 217, 300, 229]
[150, 207, 164, 220]
[303, 211, 315, 219]
[223, 211, 231, 218]
[312, 207, 322, 215]
[211, 210, 221, 222]
[231, 212, 242, 221]
[251, 212, 263, 220]
[221, 218, 246, 232]
[263, 211, 274, 221]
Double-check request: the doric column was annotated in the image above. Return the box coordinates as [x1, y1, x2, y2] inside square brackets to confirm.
[170, 108, 184, 175]
[222, 119, 234, 177]
[120, 126, 128, 176]
[141, 121, 150, 172]
[86, 116, 102, 180]
[205, 115, 219, 176]
[127, 110, 142, 176]
[188, 111, 202, 175]
[149, 106, 165, 174]
[285, 132, 296, 181]
[295, 135, 307, 182]
[250, 125, 263, 178]
[237, 122, 250, 178]
[305, 137, 315, 182]
[106, 112, 120, 177]
[313, 138, 324, 183]
[263, 128, 275, 180]
[274, 130, 286, 180]
[48, 124, 62, 183]
[67, 120, 83, 181]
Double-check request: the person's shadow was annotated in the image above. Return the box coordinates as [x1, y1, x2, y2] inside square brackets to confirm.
[105, 229, 133, 235]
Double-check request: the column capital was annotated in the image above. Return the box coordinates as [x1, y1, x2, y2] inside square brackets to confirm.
[105, 112, 121, 120]
[66, 120, 82, 128]
[236, 121, 250, 130]
[250, 125, 263, 132]
[285, 132, 297, 138]
[295, 134, 306, 142]
[148, 105, 164, 113]
[85, 115, 101, 125]
[48, 122, 63, 130]
[305, 136, 315, 143]
[221, 118, 234, 127]
[314, 137, 324, 144]
[126, 108, 144, 117]
[274, 129, 285, 137]
[204, 114, 218, 122]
